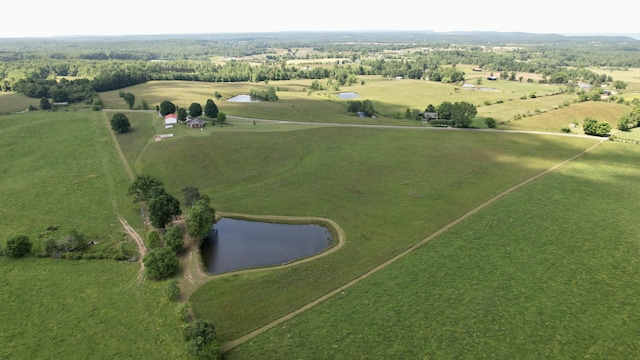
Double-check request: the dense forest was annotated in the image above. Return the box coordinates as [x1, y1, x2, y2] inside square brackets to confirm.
[2, 31, 640, 105]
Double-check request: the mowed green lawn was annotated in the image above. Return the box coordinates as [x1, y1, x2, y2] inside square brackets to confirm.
[0, 257, 188, 359]
[227, 141, 640, 359]
[133, 125, 598, 340]
[0, 110, 138, 251]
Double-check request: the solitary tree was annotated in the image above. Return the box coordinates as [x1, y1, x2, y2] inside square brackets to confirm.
[40, 97, 51, 110]
[189, 102, 203, 118]
[181, 186, 201, 208]
[123, 92, 135, 109]
[177, 108, 188, 121]
[143, 247, 179, 280]
[159, 100, 176, 116]
[613, 80, 628, 90]
[164, 225, 184, 254]
[5, 235, 32, 258]
[451, 101, 477, 128]
[217, 112, 226, 123]
[184, 319, 222, 360]
[204, 99, 219, 118]
[110, 113, 131, 134]
[128, 174, 164, 203]
[186, 196, 216, 244]
[148, 192, 182, 229]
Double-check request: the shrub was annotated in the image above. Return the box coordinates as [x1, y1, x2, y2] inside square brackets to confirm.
[164, 279, 180, 301]
[485, 117, 497, 128]
[143, 248, 179, 280]
[5, 235, 32, 258]
[561, 126, 572, 133]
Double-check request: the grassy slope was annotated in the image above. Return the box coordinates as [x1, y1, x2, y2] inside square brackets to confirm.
[0, 110, 187, 359]
[228, 140, 640, 359]
[0, 257, 188, 359]
[135, 126, 598, 339]
[0, 110, 138, 251]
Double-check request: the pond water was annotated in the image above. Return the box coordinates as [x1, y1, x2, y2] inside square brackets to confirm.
[200, 218, 332, 275]
[338, 92, 361, 99]
[226, 94, 261, 102]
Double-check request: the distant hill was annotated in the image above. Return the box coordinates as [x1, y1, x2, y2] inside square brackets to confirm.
[42, 30, 639, 45]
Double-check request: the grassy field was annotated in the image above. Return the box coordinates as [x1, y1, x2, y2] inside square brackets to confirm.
[0, 92, 39, 113]
[132, 124, 599, 340]
[3, 69, 639, 359]
[0, 110, 139, 252]
[0, 257, 188, 359]
[99, 77, 573, 126]
[499, 101, 630, 134]
[227, 140, 640, 359]
[0, 109, 189, 358]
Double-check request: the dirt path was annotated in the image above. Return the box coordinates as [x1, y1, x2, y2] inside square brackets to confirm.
[221, 139, 606, 353]
[101, 111, 134, 180]
[118, 215, 147, 283]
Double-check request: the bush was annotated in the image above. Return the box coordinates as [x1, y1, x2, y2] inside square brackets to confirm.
[485, 117, 497, 128]
[143, 248, 179, 280]
[146, 231, 162, 250]
[164, 279, 180, 301]
[5, 235, 32, 258]
[184, 319, 222, 360]
[561, 126, 572, 133]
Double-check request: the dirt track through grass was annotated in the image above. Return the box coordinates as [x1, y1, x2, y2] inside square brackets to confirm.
[221, 138, 606, 353]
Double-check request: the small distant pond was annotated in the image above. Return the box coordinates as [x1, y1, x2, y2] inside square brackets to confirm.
[226, 94, 261, 102]
[338, 92, 361, 99]
[201, 218, 333, 275]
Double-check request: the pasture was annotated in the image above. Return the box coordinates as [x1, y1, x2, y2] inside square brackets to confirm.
[132, 125, 598, 340]
[0, 257, 187, 359]
[226, 140, 640, 359]
[0, 110, 139, 251]
[3, 64, 640, 359]
[0, 92, 38, 113]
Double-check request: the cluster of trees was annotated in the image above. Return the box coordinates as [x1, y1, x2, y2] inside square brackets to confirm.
[249, 87, 278, 101]
[583, 117, 612, 137]
[159, 98, 220, 123]
[617, 105, 640, 131]
[127, 174, 181, 229]
[346, 99, 376, 117]
[425, 101, 478, 128]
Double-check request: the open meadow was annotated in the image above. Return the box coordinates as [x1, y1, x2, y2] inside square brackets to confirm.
[3, 59, 640, 359]
[227, 140, 640, 359]
[0, 110, 139, 251]
[0, 110, 188, 358]
[133, 124, 599, 340]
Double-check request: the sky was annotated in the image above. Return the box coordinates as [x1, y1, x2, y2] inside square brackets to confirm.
[2, 0, 639, 38]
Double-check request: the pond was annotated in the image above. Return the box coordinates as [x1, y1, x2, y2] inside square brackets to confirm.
[338, 92, 361, 99]
[226, 94, 261, 102]
[200, 217, 333, 275]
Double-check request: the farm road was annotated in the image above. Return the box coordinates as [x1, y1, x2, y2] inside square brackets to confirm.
[228, 115, 602, 140]
[221, 139, 606, 353]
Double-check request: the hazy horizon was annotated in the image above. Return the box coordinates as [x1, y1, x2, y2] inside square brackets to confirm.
[3, 0, 639, 39]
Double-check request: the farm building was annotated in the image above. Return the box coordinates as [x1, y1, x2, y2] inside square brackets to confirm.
[164, 114, 178, 126]
[423, 112, 439, 122]
[186, 118, 205, 128]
